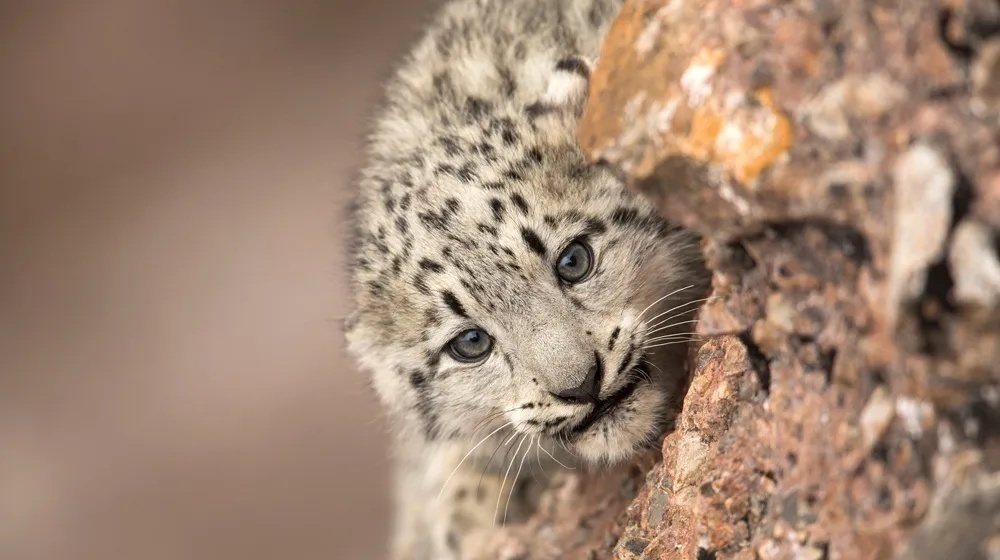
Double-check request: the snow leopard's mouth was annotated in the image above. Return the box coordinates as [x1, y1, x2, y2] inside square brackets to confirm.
[568, 375, 643, 435]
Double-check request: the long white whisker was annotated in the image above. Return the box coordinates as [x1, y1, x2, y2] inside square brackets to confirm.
[646, 317, 701, 336]
[494, 434, 528, 526]
[535, 437, 548, 477]
[504, 436, 532, 524]
[479, 431, 519, 493]
[644, 360, 664, 375]
[643, 296, 717, 328]
[647, 329, 700, 336]
[643, 340, 701, 350]
[538, 440, 575, 470]
[644, 332, 703, 344]
[556, 437, 580, 458]
[635, 285, 694, 320]
[437, 422, 512, 501]
[642, 336, 702, 348]
[646, 310, 704, 332]
[469, 406, 522, 435]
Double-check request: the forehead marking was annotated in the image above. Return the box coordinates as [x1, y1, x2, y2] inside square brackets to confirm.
[441, 290, 469, 319]
[520, 227, 547, 258]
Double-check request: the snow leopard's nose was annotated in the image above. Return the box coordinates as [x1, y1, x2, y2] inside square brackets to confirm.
[549, 351, 603, 405]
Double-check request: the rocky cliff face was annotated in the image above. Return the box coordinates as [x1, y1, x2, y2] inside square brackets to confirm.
[472, 0, 1000, 558]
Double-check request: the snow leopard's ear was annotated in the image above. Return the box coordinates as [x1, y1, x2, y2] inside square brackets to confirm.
[525, 55, 595, 124]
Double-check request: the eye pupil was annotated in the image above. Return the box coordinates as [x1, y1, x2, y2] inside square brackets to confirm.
[448, 328, 493, 362]
[555, 240, 594, 283]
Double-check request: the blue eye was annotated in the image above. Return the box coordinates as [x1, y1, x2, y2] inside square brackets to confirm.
[555, 239, 594, 283]
[448, 328, 493, 362]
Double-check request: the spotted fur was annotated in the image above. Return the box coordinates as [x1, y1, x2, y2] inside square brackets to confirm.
[344, 1, 708, 558]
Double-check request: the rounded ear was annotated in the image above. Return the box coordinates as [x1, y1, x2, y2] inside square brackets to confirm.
[525, 55, 595, 120]
[544, 56, 595, 115]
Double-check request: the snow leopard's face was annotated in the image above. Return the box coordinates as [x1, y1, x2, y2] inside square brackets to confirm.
[346, 55, 707, 465]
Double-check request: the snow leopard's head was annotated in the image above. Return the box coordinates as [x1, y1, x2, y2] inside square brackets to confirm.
[345, 52, 708, 465]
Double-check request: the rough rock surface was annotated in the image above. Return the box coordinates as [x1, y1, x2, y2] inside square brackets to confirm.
[474, 0, 1000, 558]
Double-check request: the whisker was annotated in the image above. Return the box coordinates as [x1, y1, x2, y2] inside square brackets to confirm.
[642, 295, 718, 329]
[643, 360, 665, 377]
[469, 406, 522, 435]
[646, 330, 700, 337]
[645, 308, 701, 333]
[437, 422, 512, 501]
[646, 318, 702, 338]
[535, 437, 548, 477]
[644, 335, 702, 348]
[556, 437, 580, 458]
[644, 332, 703, 344]
[635, 284, 695, 320]
[632, 369, 653, 384]
[642, 339, 701, 350]
[503, 436, 532, 524]
[479, 431, 519, 494]
[494, 433, 528, 526]
[538, 440, 576, 470]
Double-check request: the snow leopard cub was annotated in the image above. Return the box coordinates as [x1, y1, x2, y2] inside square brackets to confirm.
[345, 0, 707, 557]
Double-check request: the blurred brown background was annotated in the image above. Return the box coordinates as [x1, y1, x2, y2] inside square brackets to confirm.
[0, 1, 439, 558]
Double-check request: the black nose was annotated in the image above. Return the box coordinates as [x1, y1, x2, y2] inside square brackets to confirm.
[550, 352, 603, 404]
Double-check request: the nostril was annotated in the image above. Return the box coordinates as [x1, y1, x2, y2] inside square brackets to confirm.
[550, 352, 604, 404]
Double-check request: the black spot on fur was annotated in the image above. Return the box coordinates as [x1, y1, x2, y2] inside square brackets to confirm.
[366, 279, 385, 298]
[616, 348, 635, 375]
[608, 327, 621, 351]
[588, 1, 605, 27]
[419, 258, 444, 273]
[544, 417, 567, 429]
[465, 97, 490, 118]
[395, 216, 409, 234]
[441, 291, 469, 318]
[611, 206, 639, 226]
[408, 369, 440, 439]
[520, 228, 547, 257]
[585, 218, 607, 236]
[543, 215, 557, 227]
[489, 198, 506, 222]
[527, 147, 543, 164]
[510, 193, 530, 215]
[438, 135, 462, 156]
[501, 125, 518, 145]
[419, 211, 448, 231]
[525, 102, 557, 118]
[498, 66, 516, 96]
[555, 57, 590, 78]
[434, 163, 455, 176]
[504, 168, 524, 182]
[456, 163, 477, 183]
[414, 273, 431, 295]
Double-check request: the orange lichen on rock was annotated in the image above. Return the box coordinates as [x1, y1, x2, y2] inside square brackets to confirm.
[680, 86, 794, 186]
